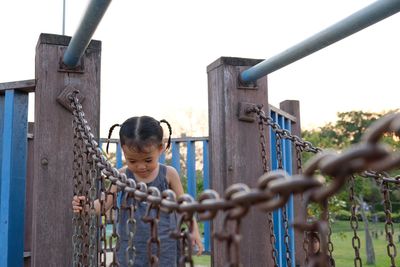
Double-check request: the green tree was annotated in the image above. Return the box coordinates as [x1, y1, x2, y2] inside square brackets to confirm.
[302, 110, 400, 211]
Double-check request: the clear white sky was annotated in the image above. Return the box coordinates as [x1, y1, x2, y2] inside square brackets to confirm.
[1, 0, 399, 138]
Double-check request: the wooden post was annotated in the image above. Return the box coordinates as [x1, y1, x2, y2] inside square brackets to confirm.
[280, 100, 304, 267]
[31, 33, 101, 266]
[207, 57, 272, 266]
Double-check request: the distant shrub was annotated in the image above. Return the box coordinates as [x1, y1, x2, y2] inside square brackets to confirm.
[335, 210, 351, 221]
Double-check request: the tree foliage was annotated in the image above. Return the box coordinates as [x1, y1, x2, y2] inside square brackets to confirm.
[301, 110, 400, 214]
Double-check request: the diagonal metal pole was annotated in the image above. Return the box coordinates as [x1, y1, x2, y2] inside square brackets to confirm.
[240, 0, 400, 84]
[62, 0, 111, 68]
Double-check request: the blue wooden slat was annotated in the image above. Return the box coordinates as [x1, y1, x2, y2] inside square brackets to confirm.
[171, 142, 180, 174]
[283, 117, 295, 266]
[202, 140, 210, 252]
[0, 94, 4, 194]
[116, 142, 123, 168]
[186, 141, 196, 198]
[98, 139, 103, 152]
[159, 152, 166, 164]
[278, 114, 295, 267]
[0, 90, 28, 267]
[270, 111, 283, 266]
[277, 114, 287, 267]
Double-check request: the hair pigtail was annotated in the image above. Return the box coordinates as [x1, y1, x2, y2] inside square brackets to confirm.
[106, 123, 121, 154]
[160, 119, 172, 150]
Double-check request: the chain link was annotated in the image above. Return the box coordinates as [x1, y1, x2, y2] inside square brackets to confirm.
[143, 196, 161, 266]
[68, 92, 400, 267]
[381, 181, 397, 267]
[275, 133, 292, 267]
[349, 175, 362, 267]
[256, 108, 279, 267]
[120, 192, 137, 267]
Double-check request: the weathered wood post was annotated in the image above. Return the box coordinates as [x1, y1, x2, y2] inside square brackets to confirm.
[31, 33, 101, 266]
[280, 100, 305, 267]
[207, 57, 272, 266]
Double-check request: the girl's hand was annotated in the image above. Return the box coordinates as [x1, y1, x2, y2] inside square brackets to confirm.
[192, 229, 204, 256]
[72, 195, 86, 213]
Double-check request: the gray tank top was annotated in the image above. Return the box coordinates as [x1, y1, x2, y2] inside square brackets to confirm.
[117, 164, 178, 267]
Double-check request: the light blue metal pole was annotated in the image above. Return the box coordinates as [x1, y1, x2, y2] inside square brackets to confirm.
[62, 0, 111, 67]
[240, 0, 400, 83]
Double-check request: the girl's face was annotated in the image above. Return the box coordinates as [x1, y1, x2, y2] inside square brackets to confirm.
[122, 144, 163, 179]
[311, 236, 320, 254]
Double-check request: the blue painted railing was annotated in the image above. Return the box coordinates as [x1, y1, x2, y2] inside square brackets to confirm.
[270, 109, 295, 267]
[100, 136, 211, 252]
[0, 89, 29, 267]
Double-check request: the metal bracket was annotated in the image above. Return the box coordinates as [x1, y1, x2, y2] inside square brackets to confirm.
[57, 85, 85, 112]
[58, 58, 85, 73]
[58, 47, 85, 73]
[237, 102, 257, 122]
[237, 71, 258, 90]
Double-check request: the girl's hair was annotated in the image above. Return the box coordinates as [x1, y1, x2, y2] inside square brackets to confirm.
[308, 232, 320, 242]
[106, 116, 172, 154]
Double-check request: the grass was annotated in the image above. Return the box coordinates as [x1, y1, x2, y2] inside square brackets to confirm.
[193, 254, 211, 266]
[330, 220, 399, 266]
[193, 220, 400, 267]
[107, 220, 399, 266]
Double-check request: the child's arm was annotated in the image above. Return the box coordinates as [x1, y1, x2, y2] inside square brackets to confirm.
[167, 166, 204, 256]
[72, 184, 118, 215]
[72, 167, 127, 214]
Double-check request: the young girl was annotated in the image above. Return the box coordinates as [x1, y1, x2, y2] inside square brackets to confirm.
[72, 116, 203, 266]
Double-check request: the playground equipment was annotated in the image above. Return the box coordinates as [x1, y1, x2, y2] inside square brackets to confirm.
[1, 0, 400, 266]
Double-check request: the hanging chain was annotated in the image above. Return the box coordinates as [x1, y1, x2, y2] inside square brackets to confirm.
[98, 175, 108, 267]
[253, 106, 322, 154]
[88, 158, 98, 267]
[326, 210, 335, 267]
[72, 122, 83, 267]
[121, 192, 137, 267]
[144, 205, 161, 267]
[275, 132, 292, 267]
[257, 106, 270, 173]
[68, 91, 400, 267]
[381, 181, 397, 267]
[349, 175, 362, 267]
[214, 215, 243, 267]
[180, 220, 194, 267]
[256, 109, 279, 267]
[294, 144, 310, 266]
[108, 190, 120, 267]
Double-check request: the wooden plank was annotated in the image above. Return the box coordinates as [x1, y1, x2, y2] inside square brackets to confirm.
[0, 94, 3, 180]
[0, 90, 29, 267]
[280, 100, 305, 267]
[0, 79, 36, 94]
[186, 141, 196, 197]
[207, 57, 273, 266]
[24, 122, 34, 267]
[31, 33, 101, 266]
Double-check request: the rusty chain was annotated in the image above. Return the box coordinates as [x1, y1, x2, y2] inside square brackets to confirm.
[142, 186, 162, 267]
[72, 122, 83, 267]
[274, 132, 292, 267]
[120, 191, 137, 267]
[381, 181, 397, 267]
[349, 175, 362, 267]
[256, 108, 279, 267]
[70, 91, 400, 267]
